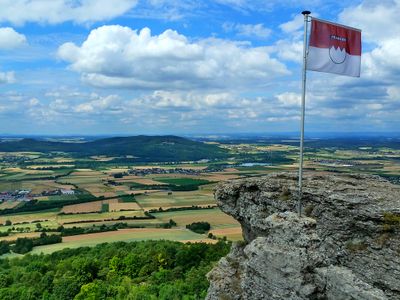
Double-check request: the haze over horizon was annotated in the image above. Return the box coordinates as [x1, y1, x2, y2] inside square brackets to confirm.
[1, 0, 399, 135]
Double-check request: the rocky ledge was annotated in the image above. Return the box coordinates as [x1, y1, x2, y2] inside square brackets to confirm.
[206, 173, 400, 300]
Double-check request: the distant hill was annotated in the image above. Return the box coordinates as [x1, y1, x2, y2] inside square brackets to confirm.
[0, 135, 228, 162]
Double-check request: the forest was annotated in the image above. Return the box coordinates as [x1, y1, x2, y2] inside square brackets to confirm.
[0, 240, 230, 300]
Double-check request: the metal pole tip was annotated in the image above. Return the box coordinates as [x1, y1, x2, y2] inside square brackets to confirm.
[302, 10, 311, 15]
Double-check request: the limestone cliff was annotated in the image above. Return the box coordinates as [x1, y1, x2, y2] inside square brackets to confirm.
[206, 173, 400, 300]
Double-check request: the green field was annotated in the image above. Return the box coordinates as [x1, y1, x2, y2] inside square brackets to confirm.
[153, 208, 240, 228]
[30, 228, 212, 255]
[0, 220, 58, 234]
[0, 168, 72, 181]
[135, 190, 215, 209]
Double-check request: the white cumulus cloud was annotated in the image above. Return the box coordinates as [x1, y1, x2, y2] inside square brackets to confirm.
[276, 92, 301, 107]
[279, 14, 304, 33]
[339, 0, 400, 44]
[0, 0, 138, 25]
[0, 27, 26, 49]
[339, 0, 400, 79]
[58, 25, 289, 90]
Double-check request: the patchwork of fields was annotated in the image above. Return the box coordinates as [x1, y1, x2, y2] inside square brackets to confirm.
[0, 159, 250, 254]
[1, 138, 400, 256]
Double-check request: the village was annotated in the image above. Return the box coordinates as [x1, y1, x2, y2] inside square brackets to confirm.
[0, 188, 75, 202]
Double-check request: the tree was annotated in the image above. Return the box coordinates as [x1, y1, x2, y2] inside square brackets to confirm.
[186, 222, 211, 234]
[12, 238, 33, 254]
[5, 220, 11, 226]
[0, 241, 10, 255]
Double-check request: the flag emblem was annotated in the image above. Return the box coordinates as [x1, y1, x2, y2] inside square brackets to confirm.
[307, 18, 361, 77]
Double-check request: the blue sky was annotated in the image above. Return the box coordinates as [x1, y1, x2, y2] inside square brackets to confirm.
[0, 0, 399, 135]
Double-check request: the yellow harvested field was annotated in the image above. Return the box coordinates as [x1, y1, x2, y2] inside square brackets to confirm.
[0, 232, 42, 242]
[210, 227, 243, 241]
[79, 183, 125, 198]
[113, 185, 131, 192]
[62, 199, 119, 214]
[379, 164, 400, 174]
[223, 168, 239, 172]
[0, 211, 58, 225]
[4, 167, 53, 175]
[103, 168, 130, 174]
[62, 201, 102, 214]
[0, 200, 20, 210]
[87, 191, 119, 198]
[109, 202, 141, 211]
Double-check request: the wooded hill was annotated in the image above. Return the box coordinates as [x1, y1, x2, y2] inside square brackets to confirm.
[0, 135, 228, 162]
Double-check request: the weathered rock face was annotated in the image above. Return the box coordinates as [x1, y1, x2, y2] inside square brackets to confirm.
[206, 173, 400, 300]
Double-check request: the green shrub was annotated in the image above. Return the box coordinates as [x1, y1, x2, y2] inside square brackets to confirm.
[186, 222, 211, 234]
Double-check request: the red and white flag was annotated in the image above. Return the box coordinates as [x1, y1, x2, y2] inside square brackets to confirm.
[307, 18, 361, 77]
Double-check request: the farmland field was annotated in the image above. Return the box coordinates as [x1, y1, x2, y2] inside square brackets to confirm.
[30, 228, 215, 255]
[0, 232, 42, 241]
[61, 200, 104, 214]
[0, 179, 75, 194]
[62, 218, 163, 228]
[153, 208, 240, 228]
[108, 201, 141, 211]
[0, 200, 20, 210]
[1, 136, 400, 257]
[209, 227, 243, 241]
[0, 209, 59, 225]
[135, 190, 215, 210]
[57, 210, 146, 224]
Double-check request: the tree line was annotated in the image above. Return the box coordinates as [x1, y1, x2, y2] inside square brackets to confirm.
[0, 240, 230, 299]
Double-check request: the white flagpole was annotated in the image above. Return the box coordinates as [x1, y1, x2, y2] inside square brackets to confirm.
[298, 10, 311, 217]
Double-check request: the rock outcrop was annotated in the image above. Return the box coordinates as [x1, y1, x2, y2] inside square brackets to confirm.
[206, 173, 400, 300]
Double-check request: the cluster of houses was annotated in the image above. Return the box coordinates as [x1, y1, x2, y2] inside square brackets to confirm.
[40, 189, 75, 196]
[0, 188, 75, 202]
[0, 190, 32, 201]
